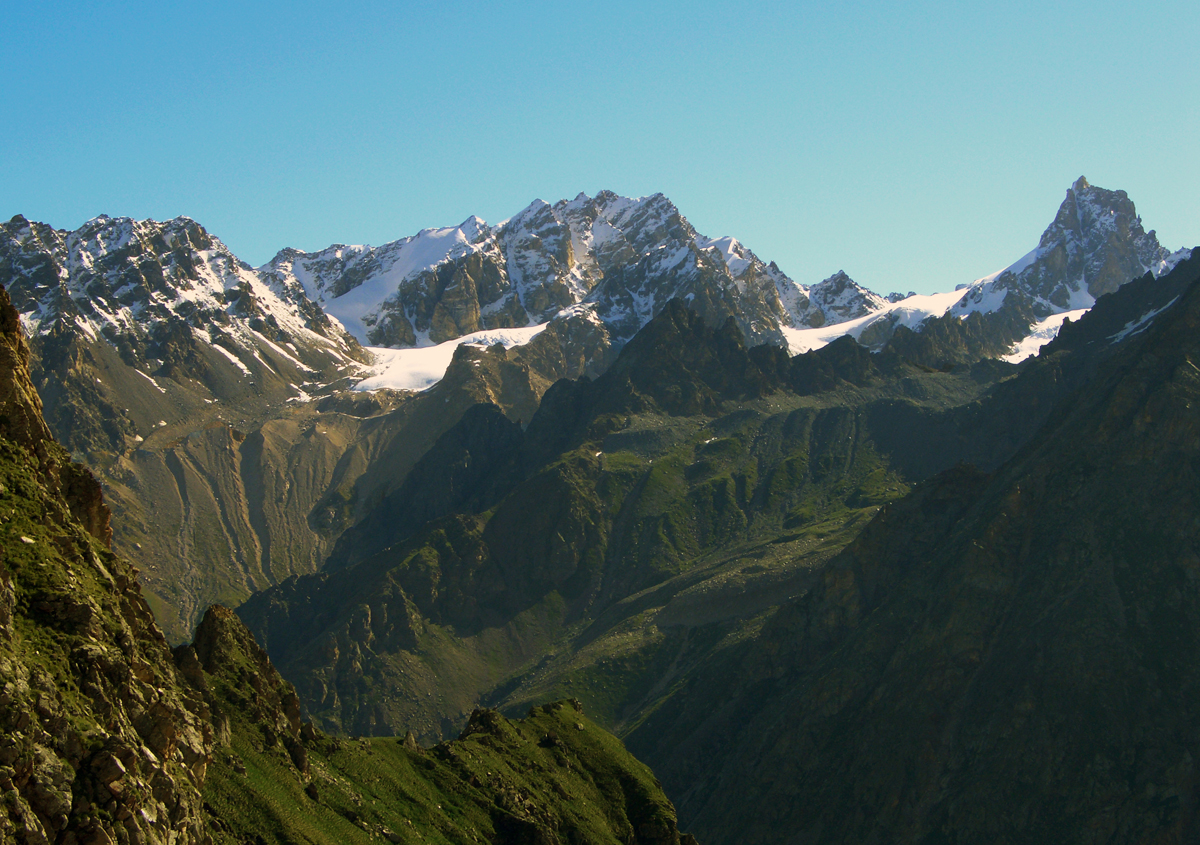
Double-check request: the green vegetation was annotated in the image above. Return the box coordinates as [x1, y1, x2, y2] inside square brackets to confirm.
[205, 700, 690, 845]
[242, 365, 986, 744]
[188, 605, 695, 845]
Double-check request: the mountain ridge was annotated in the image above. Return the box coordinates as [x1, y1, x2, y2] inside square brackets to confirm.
[1, 177, 1187, 643]
[624, 249, 1200, 844]
[7, 179, 1188, 406]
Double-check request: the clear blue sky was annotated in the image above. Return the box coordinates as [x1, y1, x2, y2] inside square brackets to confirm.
[3, 1, 1196, 294]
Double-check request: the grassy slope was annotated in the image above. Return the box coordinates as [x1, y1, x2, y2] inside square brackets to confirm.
[206, 702, 685, 845]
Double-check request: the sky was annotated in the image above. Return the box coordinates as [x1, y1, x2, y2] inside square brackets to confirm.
[2, 1, 1197, 295]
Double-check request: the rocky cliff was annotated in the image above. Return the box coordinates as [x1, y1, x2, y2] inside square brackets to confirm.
[0, 283, 212, 844]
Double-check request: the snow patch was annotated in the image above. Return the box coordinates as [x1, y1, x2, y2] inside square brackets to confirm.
[285, 219, 488, 343]
[696, 236, 752, 276]
[974, 247, 1040, 285]
[1002, 309, 1089, 363]
[212, 344, 252, 375]
[1109, 297, 1180, 344]
[781, 288, 969, 355]
[133, 369, 167, 394]
[355, 324, 548, 392]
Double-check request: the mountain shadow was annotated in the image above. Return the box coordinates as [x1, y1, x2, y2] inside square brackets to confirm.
[625, 251, 1200, 844]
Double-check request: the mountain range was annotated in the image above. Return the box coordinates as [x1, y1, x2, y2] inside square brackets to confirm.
[3, 175, 1199, 843]
[0, 177, 1187, 643]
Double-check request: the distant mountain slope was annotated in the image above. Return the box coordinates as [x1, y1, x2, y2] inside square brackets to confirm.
[291, 177, 1187, 391]
[6, 179, 1184, 411]
[0, 215, 559, 641]
[626, 251, 1200, 844]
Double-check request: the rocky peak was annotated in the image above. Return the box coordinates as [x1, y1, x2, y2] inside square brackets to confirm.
[1026, 176, 1178, 302]
[0, 213, 359, 365]
[1, 213, 369, 459]
[788, 270, 889, 329]
[268, 189, 799, 361]
[951, 177, 1188, 327]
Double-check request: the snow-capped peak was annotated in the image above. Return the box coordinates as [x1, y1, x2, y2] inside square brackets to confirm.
[260, 189, 796, 351]
[0, 213, 364, 378]
[951, 175, 1181, 325]
[781, 177, 1188, 361]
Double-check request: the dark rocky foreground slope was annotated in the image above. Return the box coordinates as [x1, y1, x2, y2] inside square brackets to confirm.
[0, 284, 697, 844]
[624, 251, 1200, 843]
[1, 282, 211, 842]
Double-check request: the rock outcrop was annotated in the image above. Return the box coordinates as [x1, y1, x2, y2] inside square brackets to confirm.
[0, 283, 212, 845]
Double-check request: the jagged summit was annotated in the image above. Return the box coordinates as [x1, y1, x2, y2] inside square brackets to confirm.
[799, 270, 890, 327]
[0, 213, 362, 366]
[266, 189, 798, 357]
[780, 177, 1189, 360]
[952, 175, 1188, 319]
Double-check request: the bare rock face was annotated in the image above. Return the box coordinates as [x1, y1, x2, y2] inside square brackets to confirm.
[1033, 176, 1175, 301]
[794, 270, 890, 328]
[0, 283, 213, 844]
